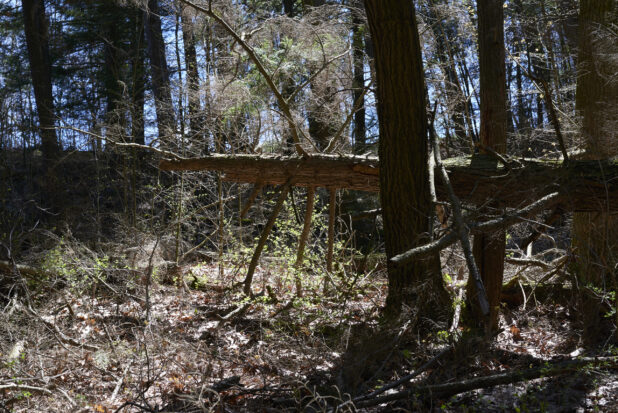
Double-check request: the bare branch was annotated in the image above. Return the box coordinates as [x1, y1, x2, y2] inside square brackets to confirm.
[391, 192, 561, 265]
[179, 0, 308, 157]
[429, 108, 490, 316]
[324, 80, 374, 153]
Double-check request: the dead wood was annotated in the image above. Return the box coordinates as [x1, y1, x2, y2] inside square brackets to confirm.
[24, 305, 99, 352]
[391, 192, 561, 265]
[0, 260, 55, 280]
[430, 116, 490, 317]
[243, 177, 295, 295]
[353, 356, 618, 409]
[159, 154, 618, 212]
[326, 188, 337, 273]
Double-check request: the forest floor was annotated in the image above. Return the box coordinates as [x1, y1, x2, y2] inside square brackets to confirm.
[1, 248, 617, 413]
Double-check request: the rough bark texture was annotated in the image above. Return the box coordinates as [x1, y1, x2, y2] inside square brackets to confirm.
[144, 0, 175, 142]
[102, 7, 125, 136]
[130, 9, 146, 146]
[467, 0, 507, 332]
[159, 154, 618, 212]
[181, 6, 204, 143]
[364, 0, 449, 320]
[351, 0, 366, 153]
[572, 0, 618, 343]
[21, 0, 59, 159]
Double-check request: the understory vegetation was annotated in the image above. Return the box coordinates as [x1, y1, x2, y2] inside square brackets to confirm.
[1, 0, 617, 411]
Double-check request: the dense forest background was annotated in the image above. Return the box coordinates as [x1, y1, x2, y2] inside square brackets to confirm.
[0, 0, 617, 411]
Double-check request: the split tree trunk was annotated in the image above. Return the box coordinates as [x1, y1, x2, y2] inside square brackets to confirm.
[181, 5, 204, 144]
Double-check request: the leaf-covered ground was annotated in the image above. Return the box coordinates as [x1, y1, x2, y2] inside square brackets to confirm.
[1, 254, 617, 412]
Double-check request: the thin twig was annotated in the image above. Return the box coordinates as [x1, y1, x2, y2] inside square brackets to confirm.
[509, 54, 569, 162]
[180, 0, 308, 157]
[24, 305, 99, 351]
[324, 80, 374, 153]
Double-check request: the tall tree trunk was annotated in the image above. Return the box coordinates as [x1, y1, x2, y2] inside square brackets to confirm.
[572, 0, 618, 344]
[283, 0, 295, 16]
[466, 0, 507, 332]
[281, 0, 298, 154]
[304, 0, 338, 152]
[130, 9, 146, 146]
[364, 0, 450, 321]
[181, 6, 204, 144]
[351, 0, 366, 154]
[21, 0, 59, 159]
[102, 15, 125, 141]
[144, 0, 175, 145]
[427, 0, 467, 149]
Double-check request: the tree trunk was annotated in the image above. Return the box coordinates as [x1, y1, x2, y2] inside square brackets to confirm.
[21, 0, 59, 159]
[427, 0, 467, 149]
[364, 0, 450, 321]
[102, 12, 125, 141]
[572, 0, 618, 344]
[351, 0, 366, 154]
[181, 6, 204, 144]
[467, 0, 507, 332]
[130, 9, 146, 146]
[144, 0, 175, 144]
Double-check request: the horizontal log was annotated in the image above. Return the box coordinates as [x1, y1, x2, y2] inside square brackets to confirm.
[160, 153, 380, 192]
[159, 154, 618, 212]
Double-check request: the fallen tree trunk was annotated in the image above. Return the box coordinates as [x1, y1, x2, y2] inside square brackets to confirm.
[159, 154, 618, 212]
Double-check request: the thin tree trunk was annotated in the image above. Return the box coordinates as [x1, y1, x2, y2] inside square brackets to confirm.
[130, 9, 146, 146]
[295, 186, 316, 296]
[243, 178, 294, 295]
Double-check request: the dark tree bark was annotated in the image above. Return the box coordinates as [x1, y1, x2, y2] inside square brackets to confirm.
[466, 0, 508, 332]
[559, 0, 579, 58]
[181, 6, 204, 144]
[283, 0, 295, 16]
[130, 9, 146, 146]
[144, 0, 175, 144]
[21, 0, 59, 159]
[426, 0, 467, 149]
[303, 0, 338, 151]
[571, 0, 618, 344]
[351, 0, 366, 154]
[101, 8, 125, 140]
[364, 0, 450, 320]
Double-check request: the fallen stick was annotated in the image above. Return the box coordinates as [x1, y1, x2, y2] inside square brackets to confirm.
[353, 356, 618, 409]
[0, 383, 76, 407]
[25, 305, 99, 352]
[352, 347, 451, 403]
